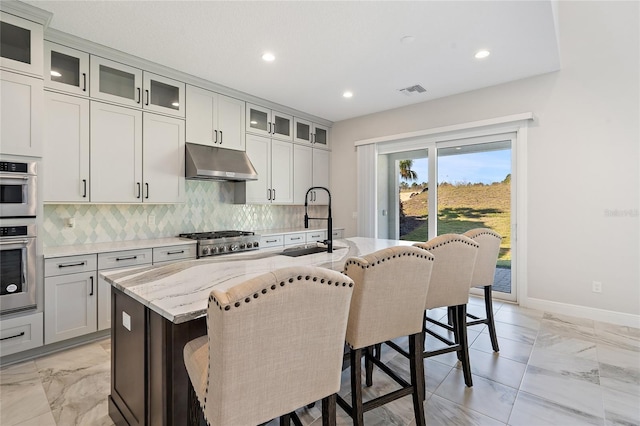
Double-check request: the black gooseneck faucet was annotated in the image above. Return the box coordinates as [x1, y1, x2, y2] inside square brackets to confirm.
[304, 186, 332, 253]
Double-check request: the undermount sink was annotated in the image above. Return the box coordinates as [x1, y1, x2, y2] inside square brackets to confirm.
[279, 245, 344, 257]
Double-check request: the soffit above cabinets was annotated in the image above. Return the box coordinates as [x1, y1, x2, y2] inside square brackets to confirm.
[24, 1, 560, 122]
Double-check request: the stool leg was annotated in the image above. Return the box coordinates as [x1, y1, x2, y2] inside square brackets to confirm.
[279, 414, 291, 425]
[321, 394, 337, 426]
[409, 333, 426, 426]
[350, 348, 365, 426]
[365, 346, 374, 387]
[455, 304, 473, 387]
[484, 285, 500, 352]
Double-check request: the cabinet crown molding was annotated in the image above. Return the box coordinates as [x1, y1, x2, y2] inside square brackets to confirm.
[0, 1, 52, 27]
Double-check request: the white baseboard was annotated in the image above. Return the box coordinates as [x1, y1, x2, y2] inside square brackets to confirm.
[522, 297, 640, 329]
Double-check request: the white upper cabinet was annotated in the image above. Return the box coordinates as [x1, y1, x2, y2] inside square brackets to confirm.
[186, 85, 245, 151]
[246, 103, 292, 141]
[142, 112, 185, 203]
[90, 56, 184, 117]
[294, 117, 330, 149]
[0, 70, 43, 157]
[90, 102, 185, 204]
[90, 101, 143, 203]
[293, 144, 330, 205]
[43, 91, 90, 202]
[0, 12, 43, 77]
[44, 41, 89, 96]
[244, 134, 293, 204]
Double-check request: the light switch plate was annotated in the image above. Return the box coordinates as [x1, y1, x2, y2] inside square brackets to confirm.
[122, 311, 131, 331]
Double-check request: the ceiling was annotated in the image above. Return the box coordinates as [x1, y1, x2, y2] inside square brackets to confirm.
[25, 1, 561, 123]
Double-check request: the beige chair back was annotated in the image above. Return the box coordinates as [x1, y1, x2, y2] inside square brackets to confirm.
[463, 228, 502, 287]
[197, 266, 354, 425]
[343, 245, 434, 349]
[414, 234, 479, 309]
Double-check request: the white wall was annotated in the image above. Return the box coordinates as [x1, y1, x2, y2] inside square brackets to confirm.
[330, 1, 639, 318]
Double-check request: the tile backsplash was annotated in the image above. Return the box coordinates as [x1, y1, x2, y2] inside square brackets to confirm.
[43, 180, 328, 247]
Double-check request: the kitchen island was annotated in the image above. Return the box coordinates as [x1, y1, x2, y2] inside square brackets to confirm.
[102, 237, 416, 426]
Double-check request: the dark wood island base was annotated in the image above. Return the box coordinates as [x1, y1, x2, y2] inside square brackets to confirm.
[109, 287, 206, 425]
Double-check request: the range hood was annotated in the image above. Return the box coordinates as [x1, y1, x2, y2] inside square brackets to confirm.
[185, 143, 258, 181]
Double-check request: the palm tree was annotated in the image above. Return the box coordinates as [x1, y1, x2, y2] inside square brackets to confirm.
[399, 160, 418, 181]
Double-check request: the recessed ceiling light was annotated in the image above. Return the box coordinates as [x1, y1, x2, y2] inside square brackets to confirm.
[50, 70, 62, 77]
[172, 102, 179, 107]
[343, 91, 353, 98]
[262, 52, 275, 62]
[400, 35, 415, 44]
[475, 50, 490, 59]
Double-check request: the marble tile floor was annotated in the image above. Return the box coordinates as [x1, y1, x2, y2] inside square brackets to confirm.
[1, 297, 638, 426]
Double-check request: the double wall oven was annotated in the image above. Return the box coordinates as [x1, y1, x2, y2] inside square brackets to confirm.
[0, 160, 38, 315]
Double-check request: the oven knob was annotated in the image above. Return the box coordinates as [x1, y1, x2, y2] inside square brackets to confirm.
[229, 243, 239, 252]
[202, 247, 210, 256]
[253, 241, 260, 248]
[239, 243, 246, 249]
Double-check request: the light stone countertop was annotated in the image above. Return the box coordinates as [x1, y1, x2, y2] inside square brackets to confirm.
[43, 237, 196, 259]
[256, 226, 344, 237]
[101, 237, 415, 324]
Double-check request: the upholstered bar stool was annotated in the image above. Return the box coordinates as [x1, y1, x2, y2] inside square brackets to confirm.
[463, 228, 503, 352]
[183, 266, 354, 426]
[413, 234, 479, 387]
[339, 245, 434, 426]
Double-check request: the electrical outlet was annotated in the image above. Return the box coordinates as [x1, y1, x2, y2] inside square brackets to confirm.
[148, 215, 155, 226]
[65, 217, 75, 228]
[592, 281, 602, 293]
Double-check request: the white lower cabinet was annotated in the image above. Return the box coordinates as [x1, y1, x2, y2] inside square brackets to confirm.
[0, 312, 43, 357]
[44, 253, 98, 344]
[245, 134, 293, 204]
[306, 230, 327, 244]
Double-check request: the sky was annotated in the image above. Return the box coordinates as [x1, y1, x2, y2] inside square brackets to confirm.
[401, 150, 511, 185]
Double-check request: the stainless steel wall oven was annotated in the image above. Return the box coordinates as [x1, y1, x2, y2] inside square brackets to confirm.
[0, 160, 37, 218]
[0, 223, 37, 314]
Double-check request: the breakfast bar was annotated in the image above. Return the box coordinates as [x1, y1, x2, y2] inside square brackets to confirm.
[102, 237, 415, 426]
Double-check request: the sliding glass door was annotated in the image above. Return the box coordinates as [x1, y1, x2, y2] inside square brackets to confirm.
[378, 133, 516, 301]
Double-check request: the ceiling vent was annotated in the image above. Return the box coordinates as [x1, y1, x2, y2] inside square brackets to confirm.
[398, 84, 427, 96]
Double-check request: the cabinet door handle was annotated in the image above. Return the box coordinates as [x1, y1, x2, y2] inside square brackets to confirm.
[267, 188, 272, 200]
[0, 332, 25, 341]
[145, 183, 149, 199]
[268, 122, 272, 134]
[167, 250, 184, 255]
[82, 73, 87, 92]
[82, 179, 87, 198]
[219, 130, 223, 144]
[116, 256, 137, 261]
[136, 88, 141, 104]
[272, 189, 276, 200]
[58, 261, 86, 268]
[136, 182, 141, 199]
[214, 129, 218, 143]
[89, 276, 94, 296]
[272, 122, 276, 135]
[145, 89, 150, 106]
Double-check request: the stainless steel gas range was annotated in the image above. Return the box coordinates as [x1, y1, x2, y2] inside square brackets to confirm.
[178, 231, 261, 258]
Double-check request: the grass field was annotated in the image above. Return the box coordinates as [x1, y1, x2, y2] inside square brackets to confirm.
[400, 181, 511, 268]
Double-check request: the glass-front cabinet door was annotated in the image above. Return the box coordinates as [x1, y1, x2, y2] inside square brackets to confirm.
[45, 42, 89, 96]
[142, 72, 185, 117]
[246, 103, 292, 141]
[294, 118, 312, 144]
[90, 56, 142, 108]
[312, 124, 329, 149]
[0, 12, 43, 77]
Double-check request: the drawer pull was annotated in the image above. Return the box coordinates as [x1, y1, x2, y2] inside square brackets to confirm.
[1, 331, 25, 341]
[116, 256, 138, 261]
[58, 261, 86, 268]
[265, 239, 278, 243]
[290, 237, 302, 240]
[167, 250, 185, 255]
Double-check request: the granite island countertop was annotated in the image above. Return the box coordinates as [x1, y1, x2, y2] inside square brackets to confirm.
[101, 237, 416, 324]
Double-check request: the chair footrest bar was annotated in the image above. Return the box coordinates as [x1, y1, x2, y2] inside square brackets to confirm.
[369, 353, 410, 389]
[425, 327, 456, 346]
[466, 318, 488, 326]
[384, 340, 410, 359]
[426, 316, 455, 333]
[466, 313, 481, 320]
[424, 344, 462, 358]
[362, 387, 414, 412]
